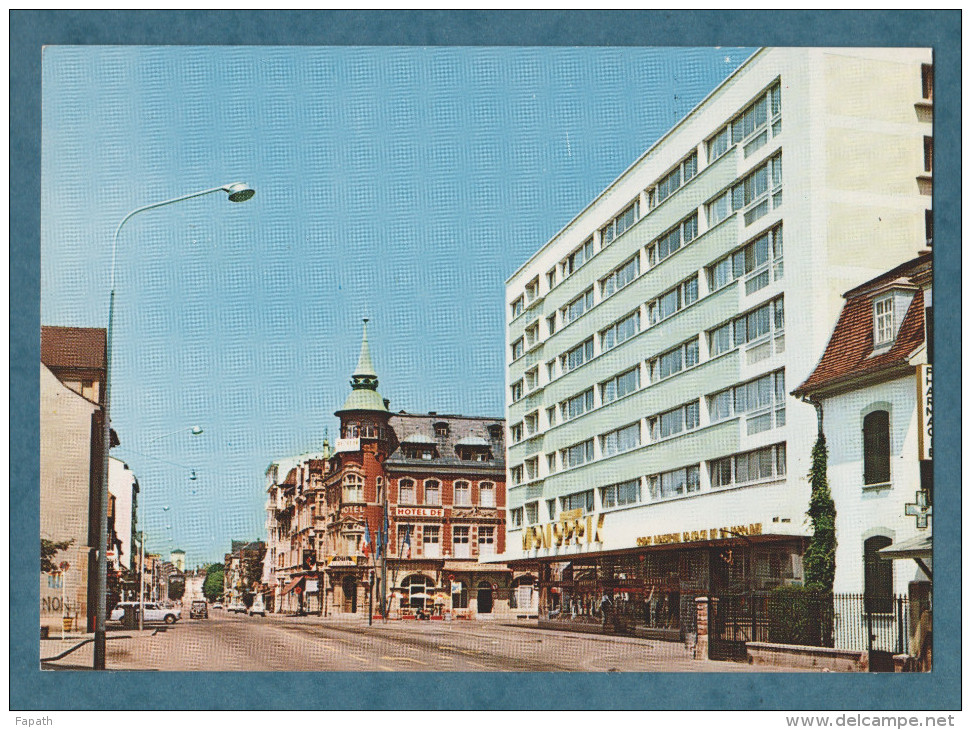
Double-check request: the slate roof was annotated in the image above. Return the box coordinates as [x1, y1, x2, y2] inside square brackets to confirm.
[41, 325, 106, 372]
[385, 412, 506, 470]
[793, 254, 930, 398]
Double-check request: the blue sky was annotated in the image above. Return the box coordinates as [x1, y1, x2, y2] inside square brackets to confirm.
[41, 45, 754, 565]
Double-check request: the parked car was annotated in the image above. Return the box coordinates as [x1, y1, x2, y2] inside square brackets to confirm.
[110, 601, 181, 624]
[212, 602, 224, 610]
[249, 595, 266, 617]
[227, 601, 247, 614]
[189, 600, 209, 619]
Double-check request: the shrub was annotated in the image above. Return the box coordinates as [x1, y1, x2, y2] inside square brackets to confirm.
[767, 585, 834, 647]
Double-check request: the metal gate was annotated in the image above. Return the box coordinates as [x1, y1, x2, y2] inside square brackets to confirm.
[708, 592, 768, 661]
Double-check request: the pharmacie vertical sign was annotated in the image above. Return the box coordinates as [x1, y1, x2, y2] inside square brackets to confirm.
[916, 364, 932, 460]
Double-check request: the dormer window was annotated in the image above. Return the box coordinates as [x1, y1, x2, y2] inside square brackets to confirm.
[874, 296, 895, 346]
[434, 422, 449, 438]
[488, 424, 503, 441]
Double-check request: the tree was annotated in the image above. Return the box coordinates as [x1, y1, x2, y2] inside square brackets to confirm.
[40, 538, 72, 574]
[804, 433, 837, 592]
[168, 575, 186, 601]
[203, 564, 224, 602]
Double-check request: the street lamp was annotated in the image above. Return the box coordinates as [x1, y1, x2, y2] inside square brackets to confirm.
[95, 183, 255, 669]
[149, 425, 205, 443]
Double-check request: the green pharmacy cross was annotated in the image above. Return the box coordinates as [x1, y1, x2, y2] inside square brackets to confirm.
[904, 490, 932, 529]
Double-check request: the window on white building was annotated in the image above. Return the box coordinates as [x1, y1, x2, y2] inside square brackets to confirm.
[649, 465, 701, 500]
[649, 337, 700, 382]
[562, 388, 595, 422]
[709, 370, 786, 434]
[601, 200, 640, 247]
[525, 502, 539, 524]
[710, 444, 786, 489]
[648, 213, 698, 266]
[650, 151, 698, 208]
[561, 337, 594, 373]
[562, 238, 594, 278]
[601, 365, 640, 405]
[648, 274, 699, 325]
[650, 401, 700, 440]
[601, 479, 641, 508]
[562, 439, 595, 469]
[600, 422, 641, 457]
[510, 507, 523, 528]
[563, 288, 594, 325]
[560, 489, 595, 514]
[601, 255, 640, 299]
[708, 224, 783, 294]
[601, 309, 641, 352]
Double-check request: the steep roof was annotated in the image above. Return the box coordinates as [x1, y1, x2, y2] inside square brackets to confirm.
[385, 412, 506, 470]
[337, 319, 389, 415]
[41, 325, 106, 372]
[794, 254, 929, 398]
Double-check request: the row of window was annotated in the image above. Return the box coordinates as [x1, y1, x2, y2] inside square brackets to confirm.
[511, 443, 788, 524]
[513, 299, 786, 445]
[348, 525, 496, 558]
[343, 476, 497, 508]
[509, 80, 784, 323]
[513, 223, 785, 396]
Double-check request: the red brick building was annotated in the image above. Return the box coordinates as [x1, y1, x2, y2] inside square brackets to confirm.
[315, 322, 534, 619]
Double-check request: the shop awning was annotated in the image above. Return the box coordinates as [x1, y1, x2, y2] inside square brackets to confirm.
[879, 532, 932, 580]
[282, 575, 305, 595]
[443, 561, 511, 574]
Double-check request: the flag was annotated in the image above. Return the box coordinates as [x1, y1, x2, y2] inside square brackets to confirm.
[402, 525, 412, 559]
[362, 521, 372, 559]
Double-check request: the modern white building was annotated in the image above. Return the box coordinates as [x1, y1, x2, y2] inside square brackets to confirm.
[500, 47, 932, 637]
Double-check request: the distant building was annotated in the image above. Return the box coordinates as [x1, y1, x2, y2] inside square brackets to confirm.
[170, 549, 186, 572]
[265, 323, 532, 619]
[109, 457, 139, 572]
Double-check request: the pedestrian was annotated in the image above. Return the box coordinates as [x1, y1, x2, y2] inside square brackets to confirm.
[599, 592, 612, 628]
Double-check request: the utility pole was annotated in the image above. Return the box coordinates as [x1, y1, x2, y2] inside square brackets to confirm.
[380, 483, 389, 622]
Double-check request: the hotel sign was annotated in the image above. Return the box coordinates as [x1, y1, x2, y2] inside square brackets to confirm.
[395, 506, 444, 518]
[636, 523, 762, 547]
[522, 510, 605, 551]
[917, 364, 932, 460]
[334, 437, 360, 453]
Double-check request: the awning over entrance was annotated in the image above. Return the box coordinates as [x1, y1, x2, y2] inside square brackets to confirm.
[282, 575, 305, 595]
[879, 532, 932, 579]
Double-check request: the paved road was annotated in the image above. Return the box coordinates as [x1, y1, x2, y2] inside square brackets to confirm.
[42, 612, 806, 672]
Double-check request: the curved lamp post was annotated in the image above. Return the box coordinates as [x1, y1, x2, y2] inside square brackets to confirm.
[95, 183, 254, 669]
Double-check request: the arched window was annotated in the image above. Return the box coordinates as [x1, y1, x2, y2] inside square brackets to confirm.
[342, 473, 364, 503]
[479, 481, 496, 507]
[863, 410, 891, 485]
[453, 481, 471, 506]
[398, 479, 415, 504]
[400, 574, 434, 610]
[424, 479, 441, 505]
[864, 535, 894, 612]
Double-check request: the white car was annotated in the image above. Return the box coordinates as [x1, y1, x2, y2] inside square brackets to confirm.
[110, 601, 181, 624]
[227, 601, 247, 614]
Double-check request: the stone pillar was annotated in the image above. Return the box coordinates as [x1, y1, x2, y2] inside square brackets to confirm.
[694, 596, 709, 660]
